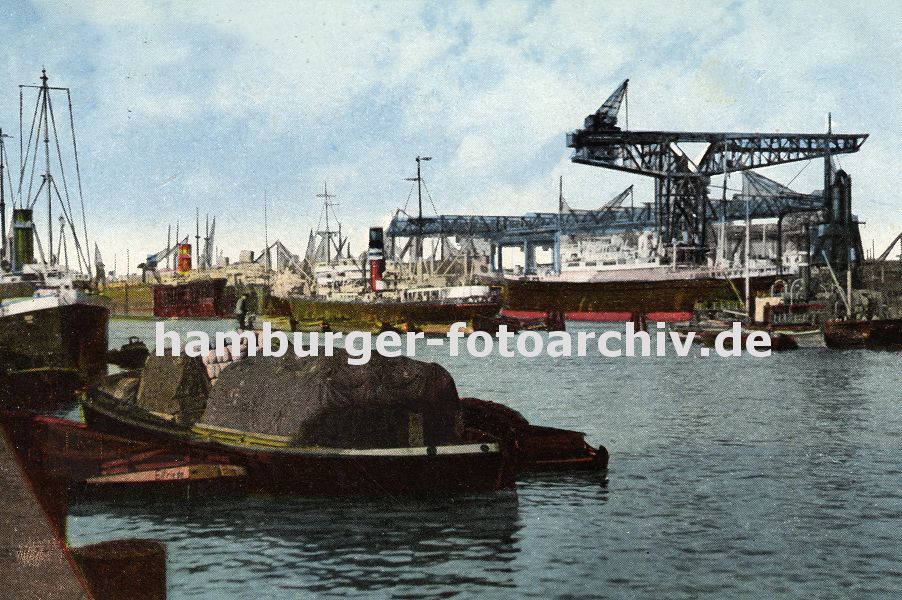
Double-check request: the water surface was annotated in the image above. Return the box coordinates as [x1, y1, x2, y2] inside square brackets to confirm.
[68, 319, 902, 598]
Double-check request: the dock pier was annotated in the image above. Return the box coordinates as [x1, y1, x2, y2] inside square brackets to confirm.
[0, 427, 91, 599]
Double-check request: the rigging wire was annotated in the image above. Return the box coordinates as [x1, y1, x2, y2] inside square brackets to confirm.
[27, 177, 46, 211]
[50, 177, 87, 270]
[67, 90, 91, 265]
[32, 223, 46, 264]
[401, 180, 415, 213]
[1, 142, 14, 211]
[18, 87, 22, 199]
[421, 178, 438, 216]
[47, 92, 82, 264]
[23, 90, 43, 208]
[786, 159, 811, 187]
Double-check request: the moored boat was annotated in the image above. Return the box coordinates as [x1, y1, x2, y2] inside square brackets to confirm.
[460, 397, 607, 471]
[501, 271, 779, 318]
[106, 337, 150, 370]
[823, 319, 902, 350]
[0, 71, 109, 407]
[0, 267, 109, 408]
[81, 354, 516, 496]
[286, 284, 501, 332]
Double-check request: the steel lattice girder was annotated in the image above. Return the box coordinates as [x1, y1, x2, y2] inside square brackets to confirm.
[386, 192, 825, 242]
[568, 131, 868, 177]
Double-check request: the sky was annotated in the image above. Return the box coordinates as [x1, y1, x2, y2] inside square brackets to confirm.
[0, 0, 899, 271]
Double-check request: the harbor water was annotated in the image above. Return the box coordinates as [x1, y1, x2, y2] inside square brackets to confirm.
[67, 319, 902, 598]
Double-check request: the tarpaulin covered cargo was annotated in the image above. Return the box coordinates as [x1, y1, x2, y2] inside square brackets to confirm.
[201, 352, 463, 449]
[134, 355, 209, 425]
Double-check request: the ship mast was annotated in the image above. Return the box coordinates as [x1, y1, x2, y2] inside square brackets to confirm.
[0, 129, 9, 261]
[263, 189, 270, 273]
[16, 69, 91, 273]
[195, 207, 200, 272]
[405, 155, 431, 264]
[40, 70, 53, 265]
[316, 182, 338, 265]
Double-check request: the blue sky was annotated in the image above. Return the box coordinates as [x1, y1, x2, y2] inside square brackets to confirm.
[0, 0, 899, 269]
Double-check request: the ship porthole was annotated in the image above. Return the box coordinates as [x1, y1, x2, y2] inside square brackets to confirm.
[426, 446, 437, 456]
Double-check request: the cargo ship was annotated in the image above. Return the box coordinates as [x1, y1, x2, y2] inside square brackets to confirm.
[273, 176, 503, 329]
[500, 252, 783, 320]
[284, 224, 501, 329]
[0, 71, 109, 405]
[287, 284, 502, 330]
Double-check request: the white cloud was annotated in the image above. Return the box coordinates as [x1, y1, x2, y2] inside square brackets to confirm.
[5, 0, 900, 262]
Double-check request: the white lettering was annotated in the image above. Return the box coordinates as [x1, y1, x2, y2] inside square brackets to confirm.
[155, 322, 181, 356]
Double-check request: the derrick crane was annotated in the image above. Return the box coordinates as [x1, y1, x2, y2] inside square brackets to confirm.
[567, 80, 868, 263]
[138, 235, 188, 283]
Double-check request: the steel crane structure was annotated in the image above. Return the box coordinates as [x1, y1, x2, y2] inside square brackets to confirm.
[385, 80, 868, 276]
[567, 80, 868, 265]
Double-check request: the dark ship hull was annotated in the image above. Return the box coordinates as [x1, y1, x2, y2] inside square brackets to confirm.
[823, 319, 902, 350]
[287, 297, 501, 329]
[501, 275, 779, 317]
[0, 303, 109, 408]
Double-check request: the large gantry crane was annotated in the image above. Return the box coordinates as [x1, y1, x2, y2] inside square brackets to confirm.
[568, 80, 868, 268]
[386, 81, 868, 279]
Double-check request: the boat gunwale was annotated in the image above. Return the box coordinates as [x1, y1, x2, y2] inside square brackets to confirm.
[83, 389, 503, 459]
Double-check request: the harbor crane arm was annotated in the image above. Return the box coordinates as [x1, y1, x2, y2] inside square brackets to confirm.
[569, 80, 866, 176]
[876, 232, 902, 263]
[569, 130, 868, 177]
[139, 236, 187, 283]
[566, 80, 868, 261]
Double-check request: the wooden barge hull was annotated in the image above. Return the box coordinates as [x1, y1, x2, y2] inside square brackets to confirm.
[501, 275, 778, 316]
[0, 411, 154, 485]
[287, 297, 501, 328]
[80, 398, 515, 497]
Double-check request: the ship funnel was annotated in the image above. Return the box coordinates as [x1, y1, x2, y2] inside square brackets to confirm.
[368, 227, 386, 292]
[11, 208, 34, 272]
[177, 243, 192, 273]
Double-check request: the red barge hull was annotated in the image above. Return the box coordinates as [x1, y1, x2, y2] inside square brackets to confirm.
[153, 278, 232, 319]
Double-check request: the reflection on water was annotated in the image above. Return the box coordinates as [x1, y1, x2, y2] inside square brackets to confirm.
[62, 320, 902, 598]
[70, 492, 521, 598]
